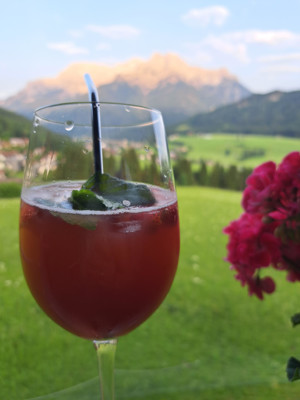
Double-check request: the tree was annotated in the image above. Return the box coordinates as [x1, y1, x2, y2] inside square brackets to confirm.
[194, 160, 208, 186]
[225, 165, 239, 190]
[117, 147, 142, 182]
[52, 141, 93, 181]
[142, 153, 161, 185]
[173, 158, 194, 185]
[209, 162, 226, 188]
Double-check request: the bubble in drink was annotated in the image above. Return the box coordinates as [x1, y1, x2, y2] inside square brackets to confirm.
[64, 120, 74, 131]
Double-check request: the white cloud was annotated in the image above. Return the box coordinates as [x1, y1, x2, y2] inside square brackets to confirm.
[0, 89, 13, 100]
[86, 24, 140, 39]
[226, 30, 300, 46]
[202, 35, 249, 63]
[184, 48, 212, 65]
[185, 29, 300, 67]
[68, 29, 84, 39]
[182, 6, 230, 27]
[259, 52, 300, 63]
[260, 64, 300, 74]
[47, 41, 88, 55]
[96, 43, 111, 51]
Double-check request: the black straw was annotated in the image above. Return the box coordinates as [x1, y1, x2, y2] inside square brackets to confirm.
[84, 73, 103, 175]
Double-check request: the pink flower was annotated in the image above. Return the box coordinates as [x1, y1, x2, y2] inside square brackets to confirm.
[224, 213, 281, 272]
[242, 161, 277, 214]
[274, 152, 300, 219]
[224, 212, 281, 299]
[281, 240, 300, 282]
[277, 152, 300, 183]
[234, 272, 276, 299]
[224, 151, 300, 300]
[247, 276, 276, 300]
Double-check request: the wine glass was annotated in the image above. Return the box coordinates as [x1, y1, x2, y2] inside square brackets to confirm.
[19, 102, 180, 399]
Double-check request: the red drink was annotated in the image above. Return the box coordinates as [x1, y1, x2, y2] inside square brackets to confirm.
[19, 183, 180, 340]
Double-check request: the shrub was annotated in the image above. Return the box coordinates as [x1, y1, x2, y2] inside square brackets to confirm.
[0, 182, 22, 198]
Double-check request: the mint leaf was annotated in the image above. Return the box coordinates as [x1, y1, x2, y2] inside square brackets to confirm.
[70, 189, 122, 211]
[69, 173, 155, 211]
[69, 189, 107, 211]
[291, 313, 300, 327]
[287, 357, 300, 381]
[50, 211, 98, 230]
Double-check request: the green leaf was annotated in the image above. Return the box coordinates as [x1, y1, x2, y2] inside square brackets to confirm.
[287, 357, 300, 381]
[69, 173, 156, 211]
[50, 210, 98, 230]
[291, 313, 300, 327]
[70, 189, 123, 211]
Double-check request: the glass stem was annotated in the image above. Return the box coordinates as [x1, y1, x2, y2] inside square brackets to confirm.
[94, 339, 117, 400]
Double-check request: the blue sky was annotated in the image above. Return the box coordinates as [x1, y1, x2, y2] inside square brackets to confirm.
[1, 0, 300, 99]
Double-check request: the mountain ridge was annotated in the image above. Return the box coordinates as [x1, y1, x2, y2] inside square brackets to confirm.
[0, 53, 251, 125]
[174, 90, 300, 137]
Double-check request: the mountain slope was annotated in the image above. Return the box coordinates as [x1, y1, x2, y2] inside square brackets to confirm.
[177, 90, 300, 137]
[0, 53, 251, 126]
[0, 108, 31, 139]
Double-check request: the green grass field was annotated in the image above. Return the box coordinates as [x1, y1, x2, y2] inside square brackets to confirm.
[2, 188, 300, 399]
[169, 134, 300, 168]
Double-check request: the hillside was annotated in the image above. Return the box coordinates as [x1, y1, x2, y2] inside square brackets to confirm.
[0, 53, 251, 126]
[175, 90, 300, 137]
[0, 107, 31, 139]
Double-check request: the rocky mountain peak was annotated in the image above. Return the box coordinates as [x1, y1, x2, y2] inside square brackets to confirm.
[0, 53, 250, 125]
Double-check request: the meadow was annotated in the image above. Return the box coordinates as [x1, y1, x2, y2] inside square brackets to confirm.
[169, 134, 299, 169]
[2, 187, 300, 399]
